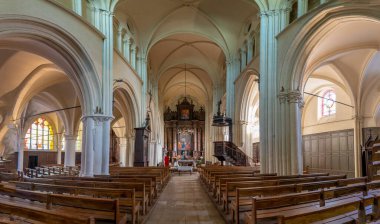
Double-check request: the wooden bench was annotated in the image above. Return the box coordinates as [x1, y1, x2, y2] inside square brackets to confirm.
[216, 173, 335, 203]
[0, 185, 130, 223]
[240, 184, 372, 224]
[0, 197, 95, 224]
[223, 175, 347, 213]
[230, 177, 366, 223]
[11, 181, 140, 223]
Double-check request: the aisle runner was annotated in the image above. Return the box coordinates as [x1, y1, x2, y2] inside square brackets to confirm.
[145, 173, 225, 224]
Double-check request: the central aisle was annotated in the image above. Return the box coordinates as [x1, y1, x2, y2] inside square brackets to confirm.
[145, 173, 225, 224]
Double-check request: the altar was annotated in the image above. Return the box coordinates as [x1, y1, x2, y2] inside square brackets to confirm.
[163, 97, 205, 164]
[173, 160, 196, 175]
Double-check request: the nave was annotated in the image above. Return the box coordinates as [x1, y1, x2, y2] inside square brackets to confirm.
[145, 173, 224, 224]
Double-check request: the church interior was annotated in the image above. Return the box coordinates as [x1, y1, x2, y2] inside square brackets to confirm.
[0, 0, 380, 223]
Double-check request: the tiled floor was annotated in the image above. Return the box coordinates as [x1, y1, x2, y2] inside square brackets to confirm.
[145, 173, 225, 224]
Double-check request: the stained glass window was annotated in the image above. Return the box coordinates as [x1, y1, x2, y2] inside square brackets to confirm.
[321, 90, 336, 117]
[24, 118, 54, 150]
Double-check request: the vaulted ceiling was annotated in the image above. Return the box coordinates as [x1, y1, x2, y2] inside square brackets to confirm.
[303, 18, 380, 125]
[114, 0, 258, 109]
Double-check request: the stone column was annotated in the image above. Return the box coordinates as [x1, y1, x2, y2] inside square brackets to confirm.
[119, 137, 127, 167]
[247, 39, 254, 63]
[297, 0, 308, 17]
[131, 44, 136, 70]
[101, 118, 112, 175]
[354, 115, 363, 177]
[225, 59, 240, 122]
[123, 35, 130, 62]
[258, 6, 289, 174]
[72, 0, 82, 16]
[128, 135, 135, 166]
[278, 90, 288, 175]
[240, 47, 247, 71]
[117, 25, 123, 52]
[56, 134, 62, 165]
[80, 116, 95, 177]
[10, 123, 23, 172]
[288, 90, 304, 174]
[92, 118, 103, 175]
[89, 0, 118, 174]
[64, 134, 77, 167]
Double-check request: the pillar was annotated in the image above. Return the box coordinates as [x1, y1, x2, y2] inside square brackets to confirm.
[64, 134, 77, 167]
[119, 137, 127, 167]
[123, 35, 130, 62]
[101, 118, 112, 175]
[297, 0, 308, 17]
[258, 6, 290, 174]
[240, 47, 247, 71]
[354, 115, 363, 177]
[247, 39, 254, 63]
[10, 123, 23, 172]
[131, 44, 136, 70]
[288, 90, 303, 174]
[225, 59, 240, 121]
[88, 0, 118, 175]
[56, 134, 62, 165]
[117, 25, 123, 52]
[72, 0, 82, 16]
[80, 116, 95, 177]
[128, 135, 135, 166]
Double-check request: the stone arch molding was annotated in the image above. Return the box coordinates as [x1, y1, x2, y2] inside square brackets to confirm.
[279, 3, 380, 92]
[0, 15, 102, 116]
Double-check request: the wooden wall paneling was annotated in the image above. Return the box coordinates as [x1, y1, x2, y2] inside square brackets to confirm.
[303, 129, 354, 177]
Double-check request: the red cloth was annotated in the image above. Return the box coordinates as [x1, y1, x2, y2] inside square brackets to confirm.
[164, 156, 169, 167]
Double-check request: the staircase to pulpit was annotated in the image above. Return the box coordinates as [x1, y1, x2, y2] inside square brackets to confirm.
[213, 141, 249, 166]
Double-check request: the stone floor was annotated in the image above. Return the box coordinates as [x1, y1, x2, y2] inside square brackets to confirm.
[145, 173, 225, 224]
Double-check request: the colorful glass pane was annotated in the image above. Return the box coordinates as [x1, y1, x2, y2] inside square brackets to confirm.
[24, 118, 54, 150]
[321, 90, 336, 117]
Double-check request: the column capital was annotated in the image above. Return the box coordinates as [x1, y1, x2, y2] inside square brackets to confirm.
[81, 115, 114, 123]
[288, 90, 304, 108]
[258, 6, 291, 17]
[64, 134, 78, 140]
[278, 91, 288, 104]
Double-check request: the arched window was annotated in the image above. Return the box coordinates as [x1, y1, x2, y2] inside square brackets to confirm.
[321, 90, 336, 117]
[24, 118, 54, 150]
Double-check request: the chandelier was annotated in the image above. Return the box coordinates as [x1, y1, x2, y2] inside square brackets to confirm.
[177, 127, 194, 135]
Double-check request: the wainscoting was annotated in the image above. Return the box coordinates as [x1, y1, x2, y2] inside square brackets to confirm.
[303, 129, 355, 177]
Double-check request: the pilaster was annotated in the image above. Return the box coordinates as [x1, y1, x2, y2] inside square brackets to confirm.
[64, 134, 77, 167]
[72, 0, 82, 16]
[258, 6, 290, 174]
[287, 90, 303, 174]
[297, 0, 308, 17]
[80, 115, 113, 177]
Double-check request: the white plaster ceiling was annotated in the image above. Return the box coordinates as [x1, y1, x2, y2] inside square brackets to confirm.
[115, 0, 258, 55]
[0, 49, 81, 134]
[304, 19, 380, 122]
[115, 0, 258, 110]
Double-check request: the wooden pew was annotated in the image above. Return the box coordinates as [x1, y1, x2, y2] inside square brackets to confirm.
[0, 186, 129, 224]
[242, 184, 372, 224]
[0, 197, 95, 224]
[23, 178, 149, 215]
[42, 175, 158, 200]
[216, 173, 333, 203]
[10, 181, 140, 223]
[46, 194, 128, 224]
[230, 177, 363, 223]
[223, 175, 347, 212]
